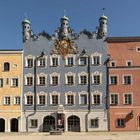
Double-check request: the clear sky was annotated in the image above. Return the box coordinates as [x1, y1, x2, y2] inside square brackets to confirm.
[0, 0, 140, 49]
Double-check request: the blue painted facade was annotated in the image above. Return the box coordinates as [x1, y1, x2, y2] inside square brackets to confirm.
[22, 14, 108, 132]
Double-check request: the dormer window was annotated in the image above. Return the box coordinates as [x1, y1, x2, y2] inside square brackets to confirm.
[4, 62, 10, 71]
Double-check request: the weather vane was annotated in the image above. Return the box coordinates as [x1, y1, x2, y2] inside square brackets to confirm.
[24, 12, 28, 19]
[102, 8, 105, 16]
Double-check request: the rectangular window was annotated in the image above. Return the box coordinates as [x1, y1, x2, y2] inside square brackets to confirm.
[0, 78, 3, 87]
[92, 56, 100, 66]
[91, 118, 99, 128]
[26, 95, 33, 105]
[14, 96, 20, 105]
[110, 94, 118, 105]
[110, 61, 116, 67]
[80, 75, 87, 85]
[27, 77, 33, 86]
[52, 95, 58, 105]
[126, 61, 132, 66]
[67, 57, 74, 66]
[11, 78, 18, 87]
[27, 58, 33, 67]
[38, 95, 45, 105]
[116, 119, 125, 128]
[67, 95, 74, 105]
[52, 57, 58, 67]
[93, 75, 101, 85]
[67, 76, 74, 85]
[110, 76, 118, 85]
[30, 119, 38, 128]
[93, 95, 100, 105]
[38, 58, 45, 67]
[79, 57, 87, 65]
[80, 94, 87, 105]
[124, 94, 132, 105]
[4, 96, 10, 105]
[39, 76, 45, 86]
[51, 76, 58, 86]
[123, 75, 131, 85]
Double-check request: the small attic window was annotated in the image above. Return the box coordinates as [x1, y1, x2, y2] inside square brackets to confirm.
[136, 47, 140, 52]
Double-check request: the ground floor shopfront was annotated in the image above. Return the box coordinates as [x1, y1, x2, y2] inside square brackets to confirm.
[0, 112, 21, 132]
[109, 107, 140, 131]
[21, 109, 108, 132]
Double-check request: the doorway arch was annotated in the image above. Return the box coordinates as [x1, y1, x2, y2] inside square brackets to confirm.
[11, 118, 18, 132]
[0, 118, 5, 132]
[67, 115, 80, 132]
[43, 115, 55, 132]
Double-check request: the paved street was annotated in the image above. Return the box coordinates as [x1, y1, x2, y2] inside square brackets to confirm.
[0, 132, 140, 140]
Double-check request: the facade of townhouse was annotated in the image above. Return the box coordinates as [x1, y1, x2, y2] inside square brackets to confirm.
[0, 50, 23, 132]
[108, 37, 140, 131]
[21, 13, 109, 132]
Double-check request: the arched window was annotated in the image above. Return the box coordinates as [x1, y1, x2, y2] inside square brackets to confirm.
[4, 62, 10, 71]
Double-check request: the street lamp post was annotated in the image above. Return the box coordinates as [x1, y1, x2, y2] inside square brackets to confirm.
[26, 51, 45, 132]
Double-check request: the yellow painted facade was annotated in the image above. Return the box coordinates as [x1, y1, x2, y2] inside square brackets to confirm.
[0, 50, 22, 132]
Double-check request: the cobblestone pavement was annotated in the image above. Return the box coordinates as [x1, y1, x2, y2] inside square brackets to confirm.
[0, 132, 140, 140]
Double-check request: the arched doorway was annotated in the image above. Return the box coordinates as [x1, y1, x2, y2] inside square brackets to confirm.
[11, 118, 18, 132]
[0, 118, 5, 132]
[43, 116, 55, 132]
[67, 115, 80, 132]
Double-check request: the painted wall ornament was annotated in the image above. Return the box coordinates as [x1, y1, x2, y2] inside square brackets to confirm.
[51, 38, 77, 59]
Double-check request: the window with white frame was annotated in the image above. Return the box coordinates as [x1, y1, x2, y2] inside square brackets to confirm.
[38, 95, 45, 105]
[110, 61, 116, 67]
[91, 118, 99, 128]
[124, 94, 132, 105]
[93, 94, 100, 105]
[126, 60, 132, 66]
[66, 94, 74, 105]
[38, 76, 46, 86]
[0, 78, 3, 87]
[79, 57, 87, 66]
[79, 72, 87, 85]
[4, 96, 10, 105]
[92, 72, 102, 85]
[26, 76, 33, 86]
[14, 96, 20, 105]
[51, 76, 58, 85]
[110, 76, 118, 85]
[50, 55, 60, 67]
[116, 119, 125, 128]
[92, 91, 102, 105]
[123, 75, 131, 85]
[66, 57, 74, 66]
[51, 94, 58, 105]
[38, 57, 46, 67]
[91, 53, 101, 66]
[80, 94, 87, 105]
[30, 119, 38, 128]
[11, 78, 18, 87]
[26, 58, 33, 67]
[110, 94, 118, 105]
[50, 73, 60, 86]
[26, 95, 33, 105]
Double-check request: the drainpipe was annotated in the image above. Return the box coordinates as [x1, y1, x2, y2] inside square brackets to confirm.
[85, 55, 91, 132]
[26, 51, 45, 132]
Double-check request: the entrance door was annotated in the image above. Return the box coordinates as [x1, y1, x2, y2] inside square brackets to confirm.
[57, 114, 64, 130]
[11, 119, 18, 132]
[68, 115, 80, 132]
[0, 119, 5, 132]
[43, 116, 55, 132]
